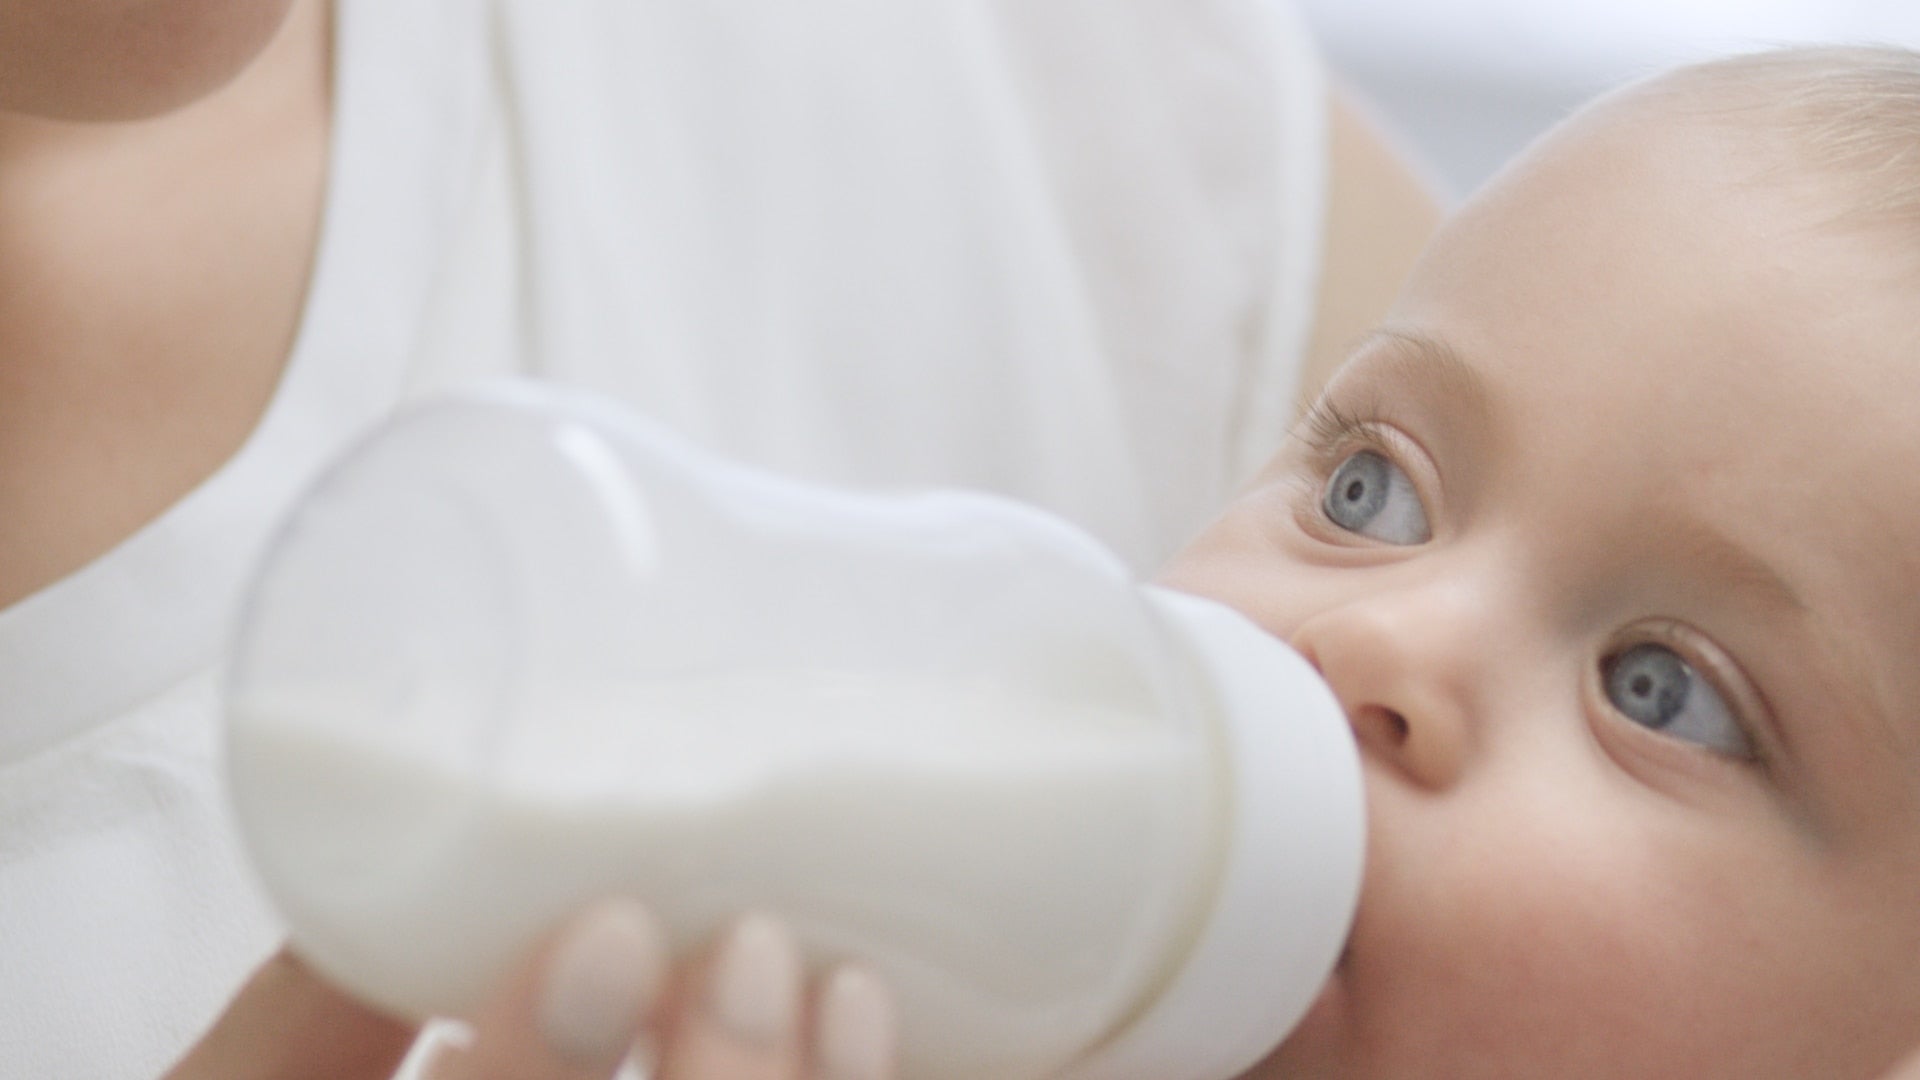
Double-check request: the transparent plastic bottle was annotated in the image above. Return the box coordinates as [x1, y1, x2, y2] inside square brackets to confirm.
[224, 379, 1363, 1080]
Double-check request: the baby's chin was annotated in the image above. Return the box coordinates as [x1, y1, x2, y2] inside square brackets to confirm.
[1241, 950, 1357, 1079]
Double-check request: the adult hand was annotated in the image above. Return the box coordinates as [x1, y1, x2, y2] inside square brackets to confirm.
[1883, 1046, 1920, 1080]
[164, 903, 896, 1080]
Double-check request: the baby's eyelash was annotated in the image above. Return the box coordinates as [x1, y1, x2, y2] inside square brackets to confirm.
[1298, 396, 1376, 458]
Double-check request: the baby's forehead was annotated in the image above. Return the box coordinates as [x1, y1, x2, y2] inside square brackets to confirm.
[1430, 88, 1920, 422]
[1592, 51, 1920, 254]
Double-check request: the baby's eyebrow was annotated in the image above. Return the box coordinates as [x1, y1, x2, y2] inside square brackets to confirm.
[1348, 326, 1805, 617]
[1666, 514, 1806, 617]
[1343, 326, 1497, 435]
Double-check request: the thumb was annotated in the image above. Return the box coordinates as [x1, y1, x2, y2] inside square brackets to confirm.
[164, 948, 417, 1080]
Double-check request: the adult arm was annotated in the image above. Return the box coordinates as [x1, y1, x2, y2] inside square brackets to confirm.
[1296, 90, 1446, 404]
[161, 949, 416, 1080]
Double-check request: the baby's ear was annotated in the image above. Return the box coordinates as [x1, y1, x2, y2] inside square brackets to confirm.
[1299, 92, 1443, 411]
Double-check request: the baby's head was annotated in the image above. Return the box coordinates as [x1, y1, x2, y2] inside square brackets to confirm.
[1165, 46, 1920, 1079]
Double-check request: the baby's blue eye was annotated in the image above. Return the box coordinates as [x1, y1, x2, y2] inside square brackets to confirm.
[1602, 643, 1751, 757]
[1322, 450, 1430, 544]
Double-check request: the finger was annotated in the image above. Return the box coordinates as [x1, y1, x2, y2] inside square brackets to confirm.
[807, 965, 898, 1080]
[434, 898, 669, 1080]
[1883, 1045, 1920, 1080]
[163, 948, 417, 1080]
[654, 913, 805, 1080]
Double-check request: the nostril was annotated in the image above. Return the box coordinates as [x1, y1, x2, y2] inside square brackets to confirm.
[1352, 704, 1410, 751]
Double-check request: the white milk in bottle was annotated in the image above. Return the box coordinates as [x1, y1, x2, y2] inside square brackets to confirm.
[224, 380, 1363, 1080]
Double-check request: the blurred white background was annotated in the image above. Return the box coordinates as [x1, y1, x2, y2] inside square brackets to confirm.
[1299, 1, 1920, 201]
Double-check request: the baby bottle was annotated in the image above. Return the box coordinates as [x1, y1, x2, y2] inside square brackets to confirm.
[223, 379, 1363, 1080]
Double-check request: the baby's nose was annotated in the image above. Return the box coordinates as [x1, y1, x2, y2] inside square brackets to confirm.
[1289, 599, 1473, 791]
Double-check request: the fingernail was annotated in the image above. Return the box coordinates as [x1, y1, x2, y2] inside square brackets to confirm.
[623, 1031, 660, 1078]
[613, 1047, 651, 1080]
[706, 913, 802, 1046]
[537, 899, 669, 1065]
[814, 966, 896, 1080]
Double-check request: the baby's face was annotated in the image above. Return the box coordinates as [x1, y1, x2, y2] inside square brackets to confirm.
[1164, 100, 1920, 1078]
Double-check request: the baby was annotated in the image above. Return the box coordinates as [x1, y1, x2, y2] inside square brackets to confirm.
[1164, 44, 1920, 1080]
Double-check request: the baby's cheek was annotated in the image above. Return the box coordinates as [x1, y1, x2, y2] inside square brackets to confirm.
[1154, 548, 1305, 641]
[1342, 773, 1777, 1077]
